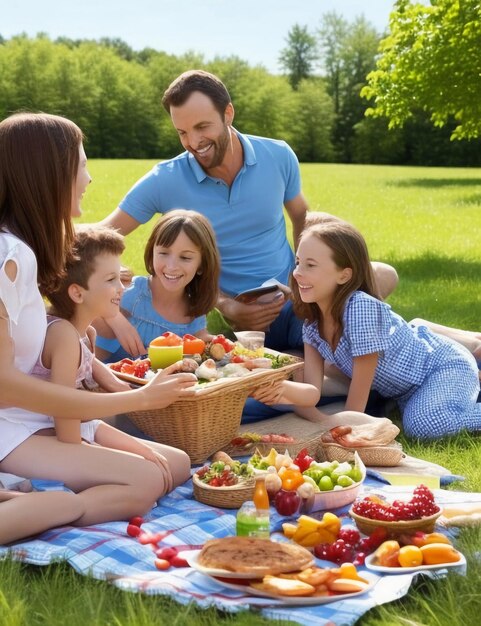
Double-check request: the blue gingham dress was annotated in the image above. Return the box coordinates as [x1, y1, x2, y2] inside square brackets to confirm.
[303, 291, 481, 439]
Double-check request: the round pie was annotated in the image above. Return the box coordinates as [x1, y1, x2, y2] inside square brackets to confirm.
[197, 536, 314, 576]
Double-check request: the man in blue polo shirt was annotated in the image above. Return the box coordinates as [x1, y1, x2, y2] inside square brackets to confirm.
[102, 69, 398, 354]
[101, 69, 310, 352]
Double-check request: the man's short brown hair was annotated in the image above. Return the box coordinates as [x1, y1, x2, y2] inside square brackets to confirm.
[162, 70, 231, 118]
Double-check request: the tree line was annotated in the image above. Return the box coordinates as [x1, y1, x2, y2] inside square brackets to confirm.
[1, 6, 480, 166]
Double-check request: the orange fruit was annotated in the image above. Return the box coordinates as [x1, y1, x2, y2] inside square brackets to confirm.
[375, 540, 401, 567]
[419, 543, 461, 565]
[398, 545, 423, 567]
[150, 332, 182, 347]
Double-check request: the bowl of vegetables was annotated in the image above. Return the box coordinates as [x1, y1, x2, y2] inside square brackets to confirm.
[192, 460, 255, 509]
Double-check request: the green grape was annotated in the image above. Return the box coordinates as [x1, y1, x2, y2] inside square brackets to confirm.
[349, 468, 363, 483]
[318, 475, 334, 491]
[337, 475, 355, 488]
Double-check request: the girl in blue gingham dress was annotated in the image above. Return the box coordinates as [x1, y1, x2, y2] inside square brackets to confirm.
[291, 220, 481, 439]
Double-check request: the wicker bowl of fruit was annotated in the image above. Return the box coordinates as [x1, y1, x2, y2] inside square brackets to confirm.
[349, 485, 442, 537]
[192, 460, 255, 509]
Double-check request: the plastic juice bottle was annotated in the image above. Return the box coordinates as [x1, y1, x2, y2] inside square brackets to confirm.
[236, 502, 270, 539]
[253, 476, 270, 510]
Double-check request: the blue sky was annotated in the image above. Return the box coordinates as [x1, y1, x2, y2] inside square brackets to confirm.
[2, 1, 397, 73]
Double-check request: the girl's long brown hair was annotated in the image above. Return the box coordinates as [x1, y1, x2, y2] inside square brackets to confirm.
[0, 112, 83, 293]
[144, 209, 220, 317]
[291, 221, 380, 342]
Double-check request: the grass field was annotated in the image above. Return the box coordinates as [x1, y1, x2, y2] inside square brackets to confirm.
[2, 161, 480, 625]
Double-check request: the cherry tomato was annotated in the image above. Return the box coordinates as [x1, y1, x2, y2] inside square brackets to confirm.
[182, 334, 206, 355]
[154, 558, 171, 571]
[129, 516, 144, 527]
[126, 524, 142, 537]
[155, 547, 178, 560]
[211, 334, 235, 353]
[150, 332, 183, 347]
[170, 555, 189, 568]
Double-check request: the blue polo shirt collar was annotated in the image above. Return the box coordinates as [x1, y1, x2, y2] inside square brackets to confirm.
[186, 129, 257, 183]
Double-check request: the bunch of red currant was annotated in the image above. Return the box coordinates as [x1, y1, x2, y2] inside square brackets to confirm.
[314, 526, 388, 565]
[126, 516, 189, 570]
[352, 485, 440, 522]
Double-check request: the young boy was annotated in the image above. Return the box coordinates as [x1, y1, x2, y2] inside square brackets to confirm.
[35, 225, 189, 480]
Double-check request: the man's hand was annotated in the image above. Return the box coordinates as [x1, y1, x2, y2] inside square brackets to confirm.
[218, 295, 286, 332]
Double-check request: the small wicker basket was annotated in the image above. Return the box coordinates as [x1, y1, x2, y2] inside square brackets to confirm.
[349, 508, 442, 537]
[192, 473, 255, 508]
[127, 353, 303, 464]
[318, 441, 405, 467]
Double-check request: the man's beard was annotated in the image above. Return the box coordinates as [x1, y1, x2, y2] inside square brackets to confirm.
[201, 125, 230, 170]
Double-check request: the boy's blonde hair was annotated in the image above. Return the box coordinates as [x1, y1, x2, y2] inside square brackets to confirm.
[47, 225, 125, 320]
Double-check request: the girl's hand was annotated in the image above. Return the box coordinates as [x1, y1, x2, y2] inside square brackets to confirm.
[133, 445, 174, 491]
[106, 314, 146, 357]
[251, 381, 286, 405]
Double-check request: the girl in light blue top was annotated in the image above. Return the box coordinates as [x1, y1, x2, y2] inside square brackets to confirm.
[253, 220, 481, 439]
[95, 209, 220, 362]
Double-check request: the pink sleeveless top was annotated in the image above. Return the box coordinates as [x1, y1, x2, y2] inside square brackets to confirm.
[30, 316, 98, 390]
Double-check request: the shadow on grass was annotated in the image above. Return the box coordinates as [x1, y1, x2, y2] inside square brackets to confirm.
[393, 254, 481, 280]
[389, 177, 481, 189]
[386, 253, 480, 325]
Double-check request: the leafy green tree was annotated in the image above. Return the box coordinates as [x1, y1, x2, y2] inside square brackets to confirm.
[279, 24, 318, 89]
[362, 0, 481, 140]
[317, 12, 380, 161]
[285, 79, 334, 162]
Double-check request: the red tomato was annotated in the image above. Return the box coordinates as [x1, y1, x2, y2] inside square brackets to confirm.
[150, 332, 183, 347]
[182, 334, 206, 355]
[120, 362, 136, 375]
[110, 357, 134, 372]
[155, 547, 178, 560]
[211, 334, 235, 352]
[170, 556, 189, 568]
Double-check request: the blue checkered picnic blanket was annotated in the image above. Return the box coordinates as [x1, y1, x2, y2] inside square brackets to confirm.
[0, 475, 474, 626]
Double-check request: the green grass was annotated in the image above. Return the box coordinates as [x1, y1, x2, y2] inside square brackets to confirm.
[3, 161, 481, 625]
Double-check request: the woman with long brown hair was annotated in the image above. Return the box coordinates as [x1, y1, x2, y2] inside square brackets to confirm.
[0, 113, 196, 541]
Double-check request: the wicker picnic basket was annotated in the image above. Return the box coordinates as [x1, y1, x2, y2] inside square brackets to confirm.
[127, 353, 303, 464]
[223, 411, 325, 459]
[192, 474, 255, 508]
[318, 440, 405, 467]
